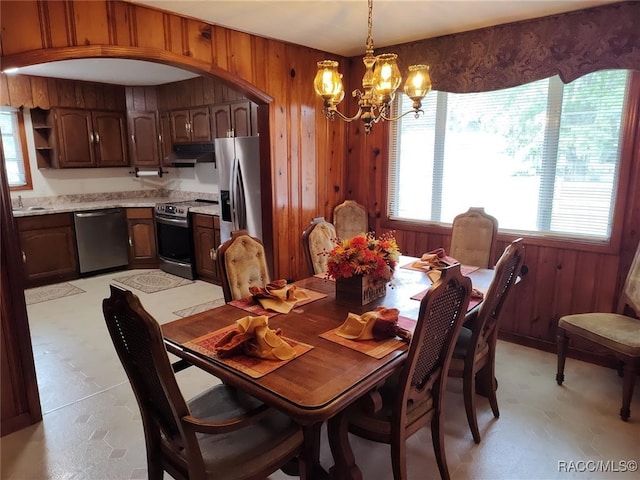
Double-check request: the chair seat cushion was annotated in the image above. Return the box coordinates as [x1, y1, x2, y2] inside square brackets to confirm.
[558, 313, 640, 357]
[189, 385, 303, 480]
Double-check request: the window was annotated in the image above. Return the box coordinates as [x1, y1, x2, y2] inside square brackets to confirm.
[388, 70, 630, 241]
[1, 107, 31, 190]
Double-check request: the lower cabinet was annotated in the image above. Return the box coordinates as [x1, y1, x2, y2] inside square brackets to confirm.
[126, 208, 158, 268]
[16, 213, 78, 288]
[193, 214, 220, 284]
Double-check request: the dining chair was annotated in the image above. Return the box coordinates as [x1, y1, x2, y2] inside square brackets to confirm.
[301, 217, 337, 276]
[333, 199, 368, 240]
[556, 242, 640, 421]
[449, 207, 498, 268]
[448, 238, 525, 443]
[216, 229, 270, 302]
[344, 263, 471, 480]
[102, 284, 305, 480]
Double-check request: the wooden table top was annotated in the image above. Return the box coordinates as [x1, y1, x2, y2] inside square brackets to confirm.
[162, 258, 494, 425]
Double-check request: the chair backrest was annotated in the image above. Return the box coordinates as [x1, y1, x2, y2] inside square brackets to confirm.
[449, 207, 498, 268]
[620, 242, 640, 316]
[217, 229, 270, 302]
[398, 264, 471, 410]
[301, 217, 337, 276]
[467, 238, 525, 358]
[102, 284, 197, 478]
[333, 200, 368, 240]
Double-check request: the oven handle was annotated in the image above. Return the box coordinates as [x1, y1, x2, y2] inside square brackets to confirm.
[156, 215, 189, 227]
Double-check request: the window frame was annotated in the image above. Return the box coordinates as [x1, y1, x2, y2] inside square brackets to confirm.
[380, 70, 640, 255]
[1, 107, 33, 192]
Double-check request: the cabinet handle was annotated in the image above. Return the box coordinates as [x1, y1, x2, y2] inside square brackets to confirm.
[131, 134, 136, 144]
[129, 237, 133, 247]
[22, 251, 26, 263]
[94, 132, 100, 143]
[89, 131, 94, 143]
[210, 248, 217, 261]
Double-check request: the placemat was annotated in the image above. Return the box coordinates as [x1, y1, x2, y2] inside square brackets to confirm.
[401, 261, 480, 276]
[319, 315, 414, 359]
[410, 289, 483, 311]
[183, 324, 313, 378]
[229, 288, 327, 316]
[313, 273, 335, 281]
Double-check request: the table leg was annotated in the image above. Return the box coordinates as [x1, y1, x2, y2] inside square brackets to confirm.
[327, 409, 362, 480]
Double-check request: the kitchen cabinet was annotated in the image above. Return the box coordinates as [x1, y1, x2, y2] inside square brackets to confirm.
[53, 108, 128, 168]
[126, 208, 158, 268]
[170, 106, 212, 144]
[159, 112, 173, 166]
[29, 108, 55, 169]
[127, 111, 161, 167]
[211, 101, 257, 138]
[16, 213, 78, 288]
[193, 213, 221, 284]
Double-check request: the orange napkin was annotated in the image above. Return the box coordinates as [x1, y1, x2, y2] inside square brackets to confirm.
[214, 315, 296, 360]
[250, 280, 310, 313]
[413, 248, 458, 271]
[336, 307, 411, 342]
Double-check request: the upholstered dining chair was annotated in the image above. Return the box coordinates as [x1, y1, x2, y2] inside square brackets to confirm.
[343, 264, 471, 480]
[449, 207, 499, 268]
[301, 217, 337, 276]
[556, 242, 640, 421]
[102, 284, 305, 480]
[448, 238, 525, 443]
[217, 229, 270, 302]
[333, 199, 368, 240]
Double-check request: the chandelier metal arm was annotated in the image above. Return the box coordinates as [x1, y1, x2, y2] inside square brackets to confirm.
[380, 107, 425, 122]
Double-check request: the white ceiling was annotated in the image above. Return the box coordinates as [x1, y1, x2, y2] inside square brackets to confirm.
[9, 0, 619, 86]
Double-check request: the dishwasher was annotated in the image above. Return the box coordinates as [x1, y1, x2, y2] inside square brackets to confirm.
[74, 208, 129, 274]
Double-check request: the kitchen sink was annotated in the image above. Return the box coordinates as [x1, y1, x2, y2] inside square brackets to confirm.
[13, 206, 51, 212]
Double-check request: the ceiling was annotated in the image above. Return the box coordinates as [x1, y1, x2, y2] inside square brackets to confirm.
[10, 0, 619, 86]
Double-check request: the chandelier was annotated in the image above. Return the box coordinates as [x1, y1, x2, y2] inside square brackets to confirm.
[313, 0, 432, 134]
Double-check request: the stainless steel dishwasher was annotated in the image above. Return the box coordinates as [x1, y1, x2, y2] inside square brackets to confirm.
[74, 208, 129, 274]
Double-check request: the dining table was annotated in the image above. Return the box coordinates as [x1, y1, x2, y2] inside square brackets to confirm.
[161, 256, 494, 479]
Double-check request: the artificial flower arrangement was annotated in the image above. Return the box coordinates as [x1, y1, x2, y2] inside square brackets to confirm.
[326, 231, 400, 282]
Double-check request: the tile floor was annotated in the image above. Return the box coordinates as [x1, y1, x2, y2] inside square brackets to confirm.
[1, 269, 638, 479]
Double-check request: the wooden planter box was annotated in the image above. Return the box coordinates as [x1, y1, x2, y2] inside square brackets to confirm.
[335, 274, 387, 305]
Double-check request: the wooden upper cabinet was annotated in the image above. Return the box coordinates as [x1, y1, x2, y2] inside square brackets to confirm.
[53, 108, 128, 168]
[128, 111, 161, 167]
[211, 101, 255, 138]
[170, 107, 212, 143]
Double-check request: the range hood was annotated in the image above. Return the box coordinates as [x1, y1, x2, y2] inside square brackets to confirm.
[166, 143, 215, 166]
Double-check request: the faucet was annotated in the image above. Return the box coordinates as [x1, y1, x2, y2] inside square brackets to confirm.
[18, 195, 23, 208]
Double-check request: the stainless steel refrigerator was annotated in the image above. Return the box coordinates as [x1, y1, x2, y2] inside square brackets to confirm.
[215, 136, 262, 244]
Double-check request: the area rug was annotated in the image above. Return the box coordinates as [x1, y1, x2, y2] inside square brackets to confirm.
[114, 271, 194, 294]
[25, 283, 85, 305]
[173, 298, 226, 317]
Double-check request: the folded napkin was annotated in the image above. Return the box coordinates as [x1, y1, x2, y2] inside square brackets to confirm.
[471, 288, 484, 299]
[249, 280, 310, 313]
[336, 307, 411, 342]
[214, 315, 296, 360]
[412, 248, 458, 271]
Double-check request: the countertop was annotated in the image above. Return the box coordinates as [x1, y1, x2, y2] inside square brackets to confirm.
[12, 198, 220, 218]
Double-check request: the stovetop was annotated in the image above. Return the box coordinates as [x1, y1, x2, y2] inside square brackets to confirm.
[155, 199, 217, 218]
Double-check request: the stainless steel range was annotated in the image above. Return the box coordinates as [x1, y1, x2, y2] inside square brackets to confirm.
[155, 199, 216, 279]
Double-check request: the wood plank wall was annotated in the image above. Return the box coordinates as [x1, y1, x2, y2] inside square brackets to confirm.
[1, 0, 637, 366]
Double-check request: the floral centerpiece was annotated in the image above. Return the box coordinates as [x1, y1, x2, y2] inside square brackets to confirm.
[326, 231, 400, 304]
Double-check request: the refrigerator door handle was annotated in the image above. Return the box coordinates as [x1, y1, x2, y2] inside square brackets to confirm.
[235, 158, 247, 231]
[230, 156, 239, 230]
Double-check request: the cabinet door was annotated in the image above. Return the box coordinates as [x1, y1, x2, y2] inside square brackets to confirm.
[126, 208, 158, 268]
[189, 106, 213, 142]
[230, 102, 252, 137]
[128, 112, 160, 167]
[93, 110, 128, 167]
[159, 112, 173, 165]
[170, 109, 191, 144]
[17, 214, 78, 288]
[211, 104, 232, 138]
[54, 109, 94, 167]
[193, 214, 220, 284]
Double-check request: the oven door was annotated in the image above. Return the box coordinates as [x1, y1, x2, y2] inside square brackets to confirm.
[155, 214, 195, 279]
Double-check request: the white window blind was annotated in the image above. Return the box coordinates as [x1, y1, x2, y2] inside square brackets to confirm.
[0, 107, 28, 187]
[388, 70, 629, 241]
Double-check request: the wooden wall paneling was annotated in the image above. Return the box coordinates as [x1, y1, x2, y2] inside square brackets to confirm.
[70, 0, 110, 46]
[0, 74, 9, 106]
[6, 76, 33, 108]
[163, 14, 185, 56]
[46, 78, 59, 107]
[129, 5, 165, 50]
[226, 30, 254, 80]
[550, 248, 578, 321]
[54, 78, 75, 106]
[44, 0, 72, 49]
[79, 82, 95, 109]
[191, 77, 205, 106]
[529, 245, 559, 339]
[29, 76, 50, 109]
[185, 19, 214, 64]
[202, 77, 216, 105]
[108, 1, 134, 47]
[571, 251, 601, 314]
[211, 26, 230, 72]
[0, 1, 43, 55]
